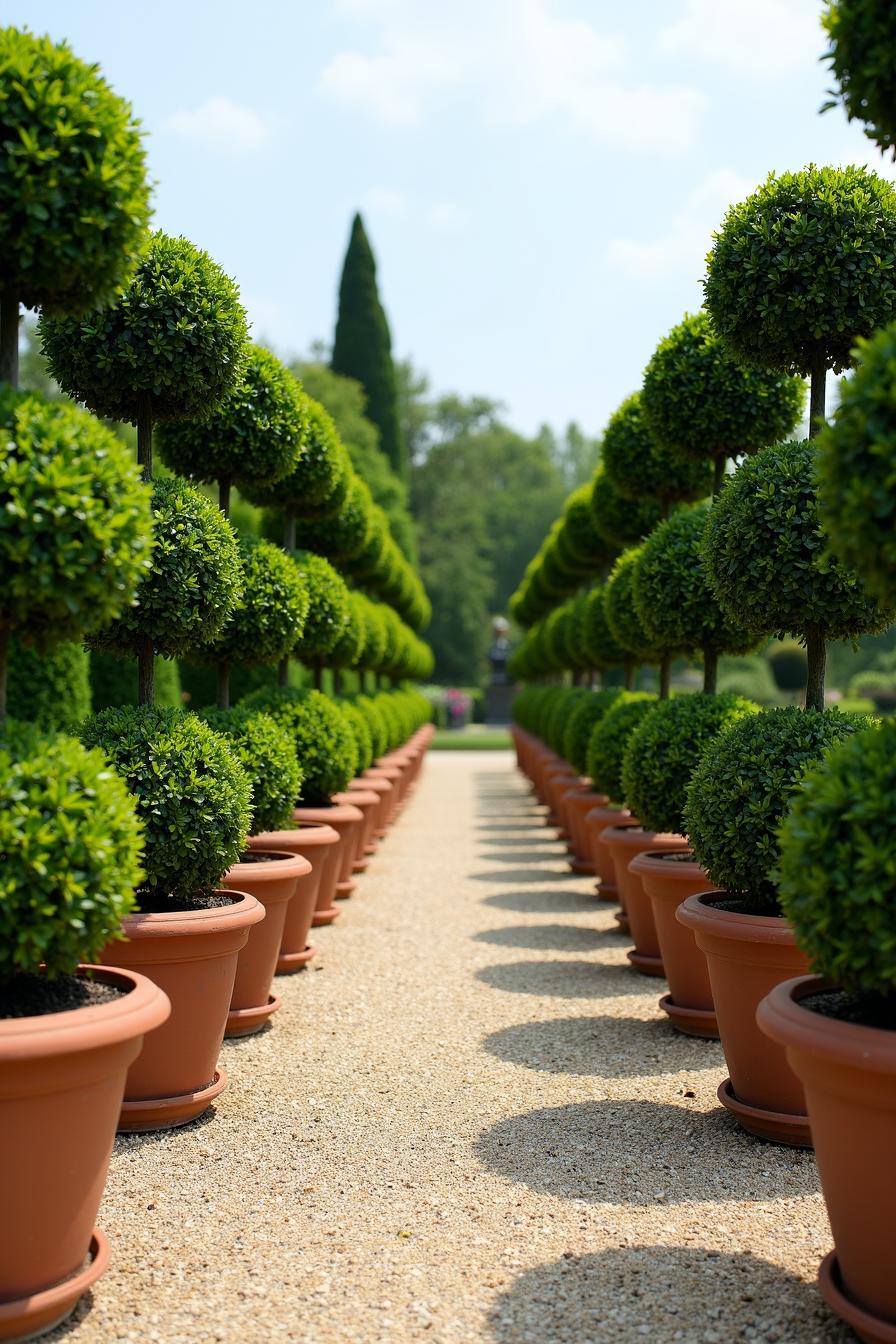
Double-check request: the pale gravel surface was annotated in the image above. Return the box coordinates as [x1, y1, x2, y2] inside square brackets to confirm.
[56, 751, 849, 1344]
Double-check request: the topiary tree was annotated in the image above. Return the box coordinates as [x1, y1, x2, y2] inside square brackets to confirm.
[703, 165, 896, 433]
[779, 718, 896, 1016]
[622, 691, 759, 835]
[289, 550, 351, 688]
[558, 484, 616, 575]
[294, 473, 374, 562]
[339, 700, 374, 775]
[245, 395, 348, 543]
[579, 585, 627, 679]
[355, 693, 389, 760]
[822, 0, 896, 157]
[0, 390, 152, 720]
[605, 548, 665, 692]
[197, 707, 303, 835]
[586, 692, 657, 806]
[562, 687, 625, 776]
[7, 639, 90, 730]
[590, 466, 664, 550]
[684, 706, 866, 914]
[634, 502, 759, 693]
[600, 391, 712, 511]
[703, 439, 892, 709]
[81, 705, 252, 904]
[239, 686, 358, 805]
[642, 311, 805, 494]
[0, 26, 151, 386]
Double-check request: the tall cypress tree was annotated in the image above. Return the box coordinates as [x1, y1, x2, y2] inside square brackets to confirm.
[331, 213, 406, 482]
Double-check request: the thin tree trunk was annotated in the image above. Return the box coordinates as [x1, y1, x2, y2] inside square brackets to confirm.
[0, 626, 8, 724]
[219, 476, 231, 518]
[283, 512, 296, 552]
[713, 453, 726, 496]
[659, 657, 671, 700]
[702, 647, 718, 695]
[217, 661, 230, 710]
[137, 393, 153, 483]
[809, 349, 827, 439]
[805, 625, 827, 712]
[278, 656, 289, 689]
[334, 668, 342, 696]
[624, 661, 634, 691]
[0, 289, 19, 388]
[313, 664, 323, 691]
[137, 636, 155, 706]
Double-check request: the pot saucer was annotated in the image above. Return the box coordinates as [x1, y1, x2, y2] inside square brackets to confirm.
[627, 950, 665, 978]
[569, 856, 594, 875]
[0, 1231, 109, 1343]
[613, 909, 630, 932]
[276, 943, 316, 974]
[819, 1250, 896, 1344]
[597, 882, 618, 902]
[225, 993, 282, 1039]
[717, 1078, 812, 1148]
[335, 879, 357, 899]
[312, 907, 340, 927]
[658, 993, 719, 1039]
[352, 857, 371, 873]
[117, 1068, 227, 1133]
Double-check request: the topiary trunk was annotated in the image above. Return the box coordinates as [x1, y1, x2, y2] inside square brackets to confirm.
[0, 289, 18, 388]
[703, 647, 718, 694]
[0, 627, 8, 724]
[804, 625, 827, 712]
[809, 348, 827, 439]
[659, 657, 671, 700]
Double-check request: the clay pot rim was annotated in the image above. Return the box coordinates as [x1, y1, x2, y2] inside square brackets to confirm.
[249, 824, 339, 848]
[293, 803, 363, 823]
[603, 825, 685, 853]
[566, 790, 609, 805]
[629, 847, 701, 876]
[677, 891, 795, 942]
[120, 889, 265, 939]
[0, 964, 170, 1057]
[584, 804, 631, 824]
[333, 789, 379, 807]
[759, 973, 896, 1072]
[350, 777, 391, 793]
[226, 849, 313, 882]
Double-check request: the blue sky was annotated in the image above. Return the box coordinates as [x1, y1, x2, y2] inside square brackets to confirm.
[13, 1, 892, 438]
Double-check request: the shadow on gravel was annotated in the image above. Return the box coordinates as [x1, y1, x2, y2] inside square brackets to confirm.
[483, 1014, 722, 1077]
[474, 923, 604, 952]
[488, 1248, 844, 1344]
[476, 821, 546, 832]
[114, 1103, 218, 1153]
[470, 867, 574, 884]
[475, 1099, 819, 1205]
[480, 848, 566, 864]
[481, 890, 613, 916]
[476, 960, 646, 999]
[43, 1290, 99, 1340]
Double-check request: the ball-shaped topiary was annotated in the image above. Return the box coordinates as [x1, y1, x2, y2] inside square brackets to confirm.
[157, 345, 307, 495]
[7, 640, 91, 730]
[289, 550, 351, 662]
[355, 693, 388, 760]
[562, 688, 625, 776]
[339, 700, 373, 774]
[0, 730, 144, 978]
[822, 0, 896, 156]
[81, 706, 252, 902]
[601, 392, 712, 506]
[39, 231, 248, 426]
[642, 311, 804, 482]
[238, 686, 358, 804]
[560, 483, 615, 570]
[703, 166, 896, 380]
[586, 692, 657, 805]
[243, 395, 347, 517]
[684, 706, 866, 913]
[357, 596, 388, 672]
[779, 718, 896, 1001]
[579, 585, 627, 670]
[703, 439, 892, 707]
[547, 687, 589, 757]
[605, 548, 662, 667]
[88, 475, 244, 659]
[197, 707, 302, 834]
[199, 536, 308, 668]
[327, 592, 366, 670]
[622, 692, 759, 836]
[0, 27, 151, 319]
[590, 466, 664, 549]
[817, 321, 896, 606]
[294, 475, 374, 561]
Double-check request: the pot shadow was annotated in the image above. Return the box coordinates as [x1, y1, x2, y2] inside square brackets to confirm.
[479, 848, 568, 864]
[481, 890, 613, 916]
[488, 1247, 845, 1344]
[114, 1103, 218, 1153]
[474, 924, 604, 953]
[470, 867, 575, 884]
[475, 1099, 819, 1205]
[483, 1014, 722, 1077]
[476, 821, 547, 832]
[476, 960, 648, 1000]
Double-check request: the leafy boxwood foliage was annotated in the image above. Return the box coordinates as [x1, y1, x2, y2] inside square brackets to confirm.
[601, 391, 711, 506]
[0, 391, 152, 647]
[684, 706, 866, 913]
[817, 321, 896, 605]
[546, 687, 589, 757]
[7, 639, 90, 729]
[157, 345, 307, 491]
[355, 693, 388, 760]
[88, 475, 243, 658]
[823, 0, 896, 156]
[0, 27, 151, 314]
[90, 651, 182, 711]
[605, 548, 661, 664]
[642, 311, 804, 465]
[197, 707, 302, 834]
[81, 706, 252, 901]
[239, 686, 357, 804]
[290, 550, 351, 662]
[294, 475, 374, 561]
[245, 395, 347, 515]
[590, 466, 663, 549]
[40, 232, 248, 423]
[561, 483, 615, 569]
[580, 585, 627, 670]
[0, 730, 143, 977]
[339, 700, 373, 774]
[327, 591, 366, 671]
[703, 166, 896, 377]
[779, 718, 896, 996]
[622, 692, 759, 836]
[703, 439, 892, 642]
[356, 595, 388, 671]
[563, 688, 625, 776]
[199, 536, 308, 667]
[586, 692, 657, 805]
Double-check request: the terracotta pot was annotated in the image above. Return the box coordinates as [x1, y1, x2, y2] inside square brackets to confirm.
[563, 789, 609, 873]
[632, 851, 719, 1038]
[349, 774, 392, 854]
[100, 892, 264, 1132]
[603, 825, 688, 975]
[582, 804, 630, 904]
[365, 765, 401, 838]
[375, 756, 410, 823]
[221, 851, 311, 1036]
[0, 966, 169, 1341]
[759, 976, 896, 1339]
[294, 802, 363, 922]
[677, 893, 811, 1146]
[556, 781, 591, 859]
[334, 787, 379, 874]
[544, 765, 577, 832]
[247, 824, 339, 971]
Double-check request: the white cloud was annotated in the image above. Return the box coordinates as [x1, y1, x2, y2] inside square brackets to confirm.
[608, 168, 756, 280]
[166, 97, 270, 152]
[319, 0, 704, 153]
[656, 0, 823, 78]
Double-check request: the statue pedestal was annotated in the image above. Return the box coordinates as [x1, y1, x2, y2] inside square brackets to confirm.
[485, 683, 515, 726]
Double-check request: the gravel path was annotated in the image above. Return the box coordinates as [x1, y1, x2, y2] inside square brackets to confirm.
[57, 751, 848, 1344]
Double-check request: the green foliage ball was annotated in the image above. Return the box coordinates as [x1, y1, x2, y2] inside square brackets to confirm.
[339, 700, 373, 774]
[622, 692, 759, 836]
[243, 395, 347, 514]
[586, 693, 657, 805]
[81, 706, 251, 901]
[197, 707, 302, 835]
[823, 1, 896, 156]
[0, 27, 151, 313]
[779, 718, 896, 994]
[0, 391, 153, 647]
[290, 550, 351, 661]
[7, 639, 90, 730]
[560, 484, 614, 569]
[563, 688, 625, 776]
[89, 475, 243, 659]
[605, 548, 661, 662]
[590, 466, 663, 549]
[239, 686, 358, 804]
[294, 475, 374, 561]
[355, 694, 388, 760]
[579, 586, 626, 669]
[546, 687, 589, 756]
[601, 392, 712, 505]
[39, 231, 248, 423]
[684, 706, 866, 912]
[704, 166, 896, 377]
[200, 536, 308, 668]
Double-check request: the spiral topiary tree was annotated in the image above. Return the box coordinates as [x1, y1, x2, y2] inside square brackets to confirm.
[822, 0, 896, 157]
[703, 165, 896, 434]
[605, 548, 665, 692]
[703, 439, 892, 710]
[642, 311, 805, 494]
[0, 26, 151, 387]
[601, 391, 712, 512]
